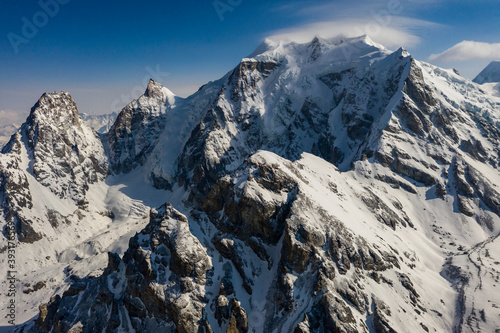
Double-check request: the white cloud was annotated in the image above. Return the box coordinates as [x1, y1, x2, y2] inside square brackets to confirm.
[265, 1, 439, 49]
[429, 41, 500, 62]
[266, 17, 438, 49]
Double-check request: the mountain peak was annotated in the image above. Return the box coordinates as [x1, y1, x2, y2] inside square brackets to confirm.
[247, 38, 276, 58]
[2, 90, 109, 207]
[247, 35, 388, 65]
[104, 79, 179, 174]
[473, 60, 500, 84]
[309, 36, 321, 45]
[28, 91, 81, 127]
[394, 46, 410, 58]
[144, 78, 176, 105]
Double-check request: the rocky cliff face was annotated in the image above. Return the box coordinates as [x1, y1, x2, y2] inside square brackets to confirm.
[32, 151, 436, 332]
[4, 36, 500, 333]
[104, 79, 177, 174]
[176, 37, 414, 204]
[33, 203, 212, 333]
[0, 131, 38, 243]
[23, 92, 109, 205]
[0, 92, 108, 244]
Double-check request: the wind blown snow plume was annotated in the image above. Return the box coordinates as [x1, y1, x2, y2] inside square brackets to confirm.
[266, 17, 438, 49]
[266, 19, 424, 48]
[265, 2, 438, 49]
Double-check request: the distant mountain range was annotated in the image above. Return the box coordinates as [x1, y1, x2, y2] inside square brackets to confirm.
[473, 61, 500, 84]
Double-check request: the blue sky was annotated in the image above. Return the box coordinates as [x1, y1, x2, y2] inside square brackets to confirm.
[1, 0, 499, 120]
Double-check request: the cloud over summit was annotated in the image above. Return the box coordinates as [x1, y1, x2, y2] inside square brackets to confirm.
[429, 41, 500, 62]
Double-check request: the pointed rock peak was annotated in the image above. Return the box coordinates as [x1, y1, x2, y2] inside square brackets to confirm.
[145, 79, 163, 97]
[309, 36, 321, 45]
[28, 91, 81, 126]
[394, 47, 410, 58]
[144, 79, 176, 105]
[308, 36, 322, 49]
[473, 60, 500, 84]
[308, 36, 323, 61]
[36, 91, 75, 109]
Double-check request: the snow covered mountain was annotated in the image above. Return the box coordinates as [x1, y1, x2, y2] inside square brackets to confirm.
[0, 111, 116, 150]
[2, 36, 500, 333]
[0, 124, 20, 149]
[473, 61, 500, 84]
[80, 112, 118, 134]
[474, 61, 500, 98]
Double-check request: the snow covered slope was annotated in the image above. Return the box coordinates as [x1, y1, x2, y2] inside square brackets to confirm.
[2, 36, 500, 333]
[104, 77, 225, 188]
[104, 79, 180, 174]
[473, 61, 500, 84]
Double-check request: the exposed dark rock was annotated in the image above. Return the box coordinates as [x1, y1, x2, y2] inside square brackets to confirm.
[228, 60, 279, 102]
[212, 234, 255, 294]
[306, 292, 357, 332]
[23, 281, 46, 294]
[372, 296, 396, 333]
[457, 195, 475, 217]
[31, 203, 212, 332]
[375, 174, 417, 194]
[201, 160, 297, 245]
[436, 181, 447, 198]
[404, 59, 438, 112]
[105, 80, 173, 174]
[24, 92, 108, 204]
[361, 189, 410, 229]
[467, 165, 500, 216]
[460, 139, 488, 162]
[398, 273, 419, 304]
[46, 209, 70, 228]
[391, 156, 436, 186]
[227, 298, 248, 333]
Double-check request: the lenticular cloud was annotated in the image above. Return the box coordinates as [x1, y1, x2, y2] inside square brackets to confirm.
[429, 40, 500, 62]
